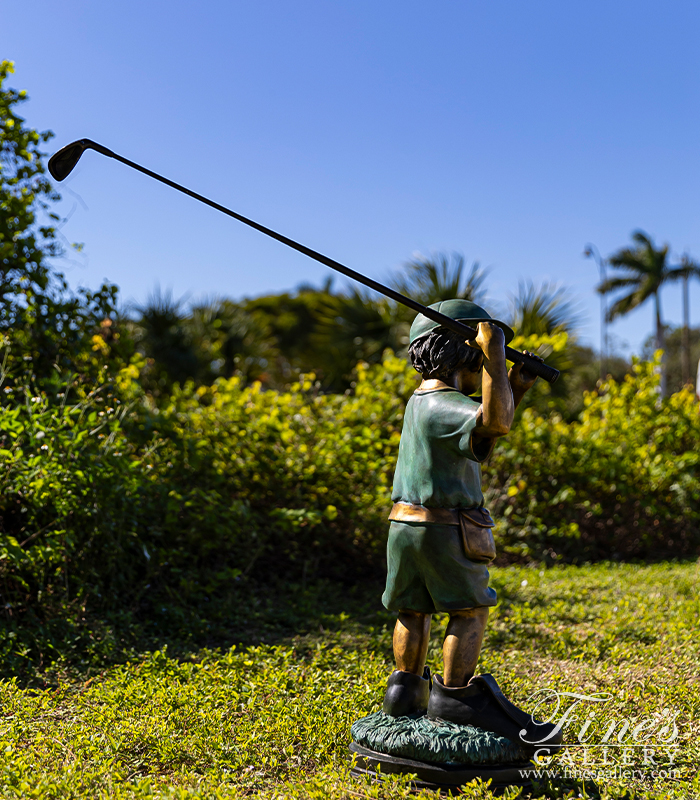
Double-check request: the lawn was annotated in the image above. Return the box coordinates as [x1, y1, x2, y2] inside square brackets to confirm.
[0, 562, 697, 799]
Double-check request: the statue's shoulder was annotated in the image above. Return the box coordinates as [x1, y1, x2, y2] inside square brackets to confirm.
[412, 388, 480, 408]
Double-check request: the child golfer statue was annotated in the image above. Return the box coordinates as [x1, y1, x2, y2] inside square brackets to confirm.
[381, 299, 562, 749]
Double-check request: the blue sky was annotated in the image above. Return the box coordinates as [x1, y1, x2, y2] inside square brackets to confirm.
[3, 0, 699, 354]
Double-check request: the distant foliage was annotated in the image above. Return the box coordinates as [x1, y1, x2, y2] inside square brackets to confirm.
[642, 324, 700, 394]
[127, 255, 495, 394]
[599, 230, 700, 396]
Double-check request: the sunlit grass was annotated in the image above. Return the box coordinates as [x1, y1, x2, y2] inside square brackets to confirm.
[0, 562, 697, 799]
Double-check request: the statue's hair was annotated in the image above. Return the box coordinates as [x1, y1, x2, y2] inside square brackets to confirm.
[408, 329, 482, 379]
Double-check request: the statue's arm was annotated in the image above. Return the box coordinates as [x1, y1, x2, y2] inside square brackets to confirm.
[472, 322, 514, 440]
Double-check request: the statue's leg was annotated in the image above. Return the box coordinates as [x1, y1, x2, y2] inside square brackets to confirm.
[393, 609, 431, 674]
[442, 607, 489, 687]
[429, 606, 564, 749]
[382, 610, 432, 717]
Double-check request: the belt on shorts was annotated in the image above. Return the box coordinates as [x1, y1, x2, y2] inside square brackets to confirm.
[389, 502, 497, 563]
[388, 502, 495, 528]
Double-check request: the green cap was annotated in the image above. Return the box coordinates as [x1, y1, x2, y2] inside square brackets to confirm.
[409, 299, 514, 345]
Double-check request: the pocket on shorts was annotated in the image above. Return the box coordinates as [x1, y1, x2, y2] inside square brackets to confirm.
[459, 512, 497, 563]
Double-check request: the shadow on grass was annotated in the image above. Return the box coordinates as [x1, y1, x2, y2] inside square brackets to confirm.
[0, 576, 396, 687]
[0, 571, 544, 688]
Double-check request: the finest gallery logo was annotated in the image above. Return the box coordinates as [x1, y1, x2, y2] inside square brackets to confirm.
[520, 688, 680, 771]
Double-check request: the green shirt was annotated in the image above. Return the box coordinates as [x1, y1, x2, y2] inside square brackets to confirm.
[391, 387, 491, 510]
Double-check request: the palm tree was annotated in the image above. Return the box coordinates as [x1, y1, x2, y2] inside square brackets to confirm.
[598, 231, 694, 396]
[390, 253, 488, 308]
[130, 286, 200, 393]
[507, 281, 582, 409]
[508, 280, 582, 337]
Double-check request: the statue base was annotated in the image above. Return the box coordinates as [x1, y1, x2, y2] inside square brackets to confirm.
[350, 711, 541, 792]
[349, 743, 535, 792]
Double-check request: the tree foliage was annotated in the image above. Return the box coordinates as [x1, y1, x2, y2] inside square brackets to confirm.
[503, 281, 608, 420]
[0, 61, 127, 390]
[0, 61, 60, 321]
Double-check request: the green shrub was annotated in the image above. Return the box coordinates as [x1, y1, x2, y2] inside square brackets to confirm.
[0, 352, 418, 672]
[0, 371, 148, 669]
[486, 354, 700, 562]
[147, 356, 415, 571]
[1, 343, 698, 675]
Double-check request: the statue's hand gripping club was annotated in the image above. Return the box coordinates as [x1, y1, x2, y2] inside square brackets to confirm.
[470, 321, 507, 362]
[509, 350, 544, 394]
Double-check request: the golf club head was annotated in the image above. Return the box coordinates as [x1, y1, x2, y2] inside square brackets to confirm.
[48, 139, 115, 181]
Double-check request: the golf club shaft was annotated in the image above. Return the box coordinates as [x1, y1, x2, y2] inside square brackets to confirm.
[51, 140, 560, 383]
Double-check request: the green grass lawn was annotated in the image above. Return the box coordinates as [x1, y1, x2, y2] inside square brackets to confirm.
[0, 562, 698, 799]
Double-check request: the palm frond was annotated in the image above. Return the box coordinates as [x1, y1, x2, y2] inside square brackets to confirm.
[131, 285, 189, 338]
[665, 258, 700, 282]
[608, 251, 655, 272]
[606, 290, 650, 322]
[390, 252, 488, 307]
[597, 276, 644, 294]
[508, 280, 582, 336]
[631, 230, 654, 248]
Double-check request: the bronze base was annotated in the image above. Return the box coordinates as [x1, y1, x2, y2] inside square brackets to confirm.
[349, 742, 536, 793]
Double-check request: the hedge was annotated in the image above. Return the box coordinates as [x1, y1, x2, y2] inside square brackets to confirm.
[0, 346, 698, 672]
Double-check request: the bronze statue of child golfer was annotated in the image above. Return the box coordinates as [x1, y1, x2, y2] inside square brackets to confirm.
[381, 299, 562, 749]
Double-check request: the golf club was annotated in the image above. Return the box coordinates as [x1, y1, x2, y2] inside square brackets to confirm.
[48, 138, 560, 384]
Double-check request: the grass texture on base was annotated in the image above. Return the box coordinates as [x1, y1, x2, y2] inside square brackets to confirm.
[351, 711, 530, 764]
